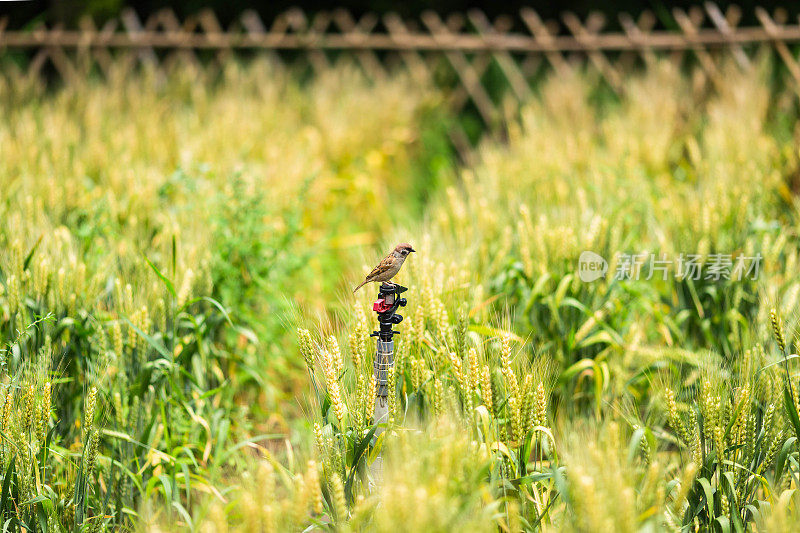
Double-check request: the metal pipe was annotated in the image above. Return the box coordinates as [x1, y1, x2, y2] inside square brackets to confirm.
[370, 338, 393, 485]
[368, 282, 406, 487]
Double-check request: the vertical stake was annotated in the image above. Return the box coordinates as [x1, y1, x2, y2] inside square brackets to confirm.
[368, 282, 407, 487]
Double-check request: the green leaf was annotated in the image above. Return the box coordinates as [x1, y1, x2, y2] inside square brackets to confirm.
[181, 296, 234, 328]
[23, 235, 43, 271]
[627, 427, 646, 463]
[19, 495, 49, 506]
[125, 318, 172, 361]
[558, 359, 595, 384]
[345, 423, 380, 501]
[171, 234, 177, 279]
[783, 385, 800, 441]
[35, 499, 50, 533]
[467, 325, 523, 343]
[144, 255, 176, 298]
[713, 515, 731, 533]
[719, 472, 744, 533]
[757, 354, 799, 373]
[0, 459, 15, 516]
[773, 437, 797, 484]
[576, 330, 618, 349]
[698, 477, 716, 519]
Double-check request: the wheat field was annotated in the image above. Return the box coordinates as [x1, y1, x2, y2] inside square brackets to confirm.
[0, 55, 799, 532]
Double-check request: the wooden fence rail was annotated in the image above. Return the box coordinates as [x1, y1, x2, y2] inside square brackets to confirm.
[3, 4, 800, 149]
[5, 19, 800, 50]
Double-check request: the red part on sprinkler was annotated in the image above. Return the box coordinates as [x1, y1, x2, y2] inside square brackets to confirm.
[373, 299, 391, 313]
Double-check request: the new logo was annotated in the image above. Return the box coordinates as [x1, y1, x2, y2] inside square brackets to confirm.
[578, 251, 608, 282]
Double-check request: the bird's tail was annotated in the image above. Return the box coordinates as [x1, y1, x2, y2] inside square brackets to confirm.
[353, 280, 367, 293]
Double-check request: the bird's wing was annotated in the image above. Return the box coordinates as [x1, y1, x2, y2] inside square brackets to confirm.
[365, 255, 396, 280]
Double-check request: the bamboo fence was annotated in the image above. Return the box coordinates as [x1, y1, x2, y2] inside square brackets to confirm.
[3, 4, 800, 147]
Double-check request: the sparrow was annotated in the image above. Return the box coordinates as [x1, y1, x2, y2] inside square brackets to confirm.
[353, 243, 416, 293]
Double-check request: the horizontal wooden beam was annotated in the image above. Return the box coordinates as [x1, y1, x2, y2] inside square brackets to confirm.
[3, 25, 800, 52]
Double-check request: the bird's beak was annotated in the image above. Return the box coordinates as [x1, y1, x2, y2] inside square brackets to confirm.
[410, 248, 416, 253]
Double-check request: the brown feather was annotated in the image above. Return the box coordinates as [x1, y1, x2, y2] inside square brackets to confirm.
[353, 243, 413, 293]
[366, 255, 397, 279]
